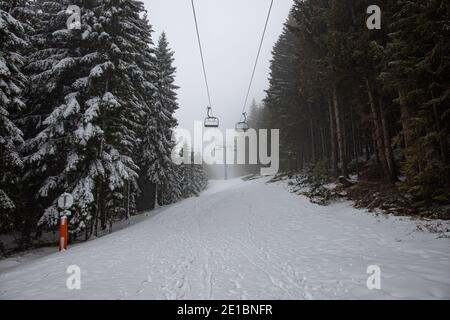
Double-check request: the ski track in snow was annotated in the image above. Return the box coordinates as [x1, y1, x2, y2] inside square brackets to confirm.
[0, 178, 449, 299]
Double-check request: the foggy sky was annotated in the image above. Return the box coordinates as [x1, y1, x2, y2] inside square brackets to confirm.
[143, 0, 293, 132]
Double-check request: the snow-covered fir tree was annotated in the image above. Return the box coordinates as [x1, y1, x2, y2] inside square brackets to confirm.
[139, 32, 180, 207]
[1, 0, 208, 245]
[179, 162, 207, 198]
[190, 154, 208, 197]
[23, 0, 155, 237]
[0, 2, 28, 231]
[21, 0, 84, 236]
[177, 147, 207, 199]
[86, 0, 154, 232]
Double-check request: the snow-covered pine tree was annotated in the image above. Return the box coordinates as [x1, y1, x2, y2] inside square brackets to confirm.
[1, 0, 36, 35]
[155, 32, 178, 131]
[263, 15, 303, 169]
[191, 152, 207, 196]
[160, 163, 182, 205]
[88, 0, 156, 230]
[0, 2, 28, 232]
[132, 12, 158, 212]
[21, 0, 93, 236]
[139, 32, 180, 207]
[180, 163, 207, 198]
[247, 98, 261, 129]
[24, 0, 155, 237]
[177, 148, 207, 199]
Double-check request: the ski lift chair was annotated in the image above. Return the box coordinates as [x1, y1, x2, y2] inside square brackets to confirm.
[204, 107, 219, 128]
[235, 112, 250, 132]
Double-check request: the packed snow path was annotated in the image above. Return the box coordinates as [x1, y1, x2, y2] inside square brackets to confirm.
[1, 178, 449, 299]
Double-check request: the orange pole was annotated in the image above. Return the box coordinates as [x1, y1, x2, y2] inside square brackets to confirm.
[59, 216, 68, 251]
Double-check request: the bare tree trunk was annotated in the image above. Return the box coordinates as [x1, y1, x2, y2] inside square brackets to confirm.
[126, 180, 131, 220]
[332, 85, 348, 177]
[94, 186, 100, 237]
[350, 106, 359, 177]
[398, 88, 412, 148]
[310, 118, 316, 162]
[298, 144, 304, 170]
[94, 162, 102, 238]
[378, 96, 397, 182]
[320, 127, 326, 160]
[365, 78, 389, 178]
[430, 90, 448, 164]
[328, 98, 338, 176]
[365, 138, 371, 162]
[356, 122, 363, 166]
[371, 130, 380, 164]
[154, 184, 159, 209]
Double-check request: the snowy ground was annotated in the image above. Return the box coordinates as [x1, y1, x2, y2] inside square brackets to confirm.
[0, 178, 449, 299]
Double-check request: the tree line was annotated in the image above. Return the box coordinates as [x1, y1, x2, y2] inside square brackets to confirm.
[249, 0, 449, 213]
[0, 0, 207, 249]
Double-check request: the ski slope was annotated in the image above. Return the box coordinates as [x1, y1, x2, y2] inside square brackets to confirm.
[1, 178, 449, 299]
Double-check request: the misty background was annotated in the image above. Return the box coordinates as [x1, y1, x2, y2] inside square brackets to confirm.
[144, 0, 293, 133]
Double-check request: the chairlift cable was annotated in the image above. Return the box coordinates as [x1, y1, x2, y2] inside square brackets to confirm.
[191, 0, 213, 110]
[239, 0, 274, 121]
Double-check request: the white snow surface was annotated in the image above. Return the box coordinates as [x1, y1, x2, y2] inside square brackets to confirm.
[1, 178, 449, 300]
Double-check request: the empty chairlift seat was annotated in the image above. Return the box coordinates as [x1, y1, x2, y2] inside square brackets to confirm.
[235, 112, 250, 132]
[235, 121, 249, 132]
[204, 107, 219, 128]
